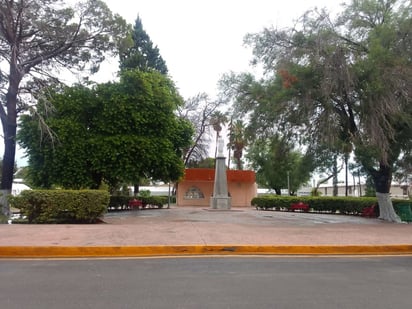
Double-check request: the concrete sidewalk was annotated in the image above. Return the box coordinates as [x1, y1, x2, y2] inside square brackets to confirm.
[1, 206, 412, 258]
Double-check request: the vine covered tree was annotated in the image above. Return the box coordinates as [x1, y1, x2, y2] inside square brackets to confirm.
[0, 0, 128, 216]
[18, 70, 193, 191]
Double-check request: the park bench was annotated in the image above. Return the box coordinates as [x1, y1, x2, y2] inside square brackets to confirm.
[289, 201, 310, 212]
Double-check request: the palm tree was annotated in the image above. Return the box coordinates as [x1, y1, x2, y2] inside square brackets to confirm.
[228, 120, 247, 170]
[209, 111, 228, 158]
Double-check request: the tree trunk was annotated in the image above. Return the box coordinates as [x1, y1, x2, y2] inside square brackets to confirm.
[333, 158, 338, 196]
[344, 154, 349, 196]
[134, 183, 139, 196]
[0, 190, 11, 217]
[375, 192, 401, 222]
[0, 126, 16, 217]
[0, 66, 20, 216]
[370, 163, 401, 223]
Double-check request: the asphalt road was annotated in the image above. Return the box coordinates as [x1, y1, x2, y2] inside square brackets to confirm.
[1, 256, 412, 309]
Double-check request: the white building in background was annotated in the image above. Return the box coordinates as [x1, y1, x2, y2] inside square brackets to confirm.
[300, 182, 410, 199]
[11, 178, 31, 196]
[126, 184, 171, 196]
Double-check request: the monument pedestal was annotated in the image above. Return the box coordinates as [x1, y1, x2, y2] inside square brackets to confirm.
[210, 137, 231, 210]
[210, 196, 232, 210]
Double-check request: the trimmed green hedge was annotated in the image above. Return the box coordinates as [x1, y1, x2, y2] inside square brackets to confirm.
[251, 195, 378, 215]
[109, 196, 130, 210]
[142, 196, 168, 208]
[10, 190, 109, 223]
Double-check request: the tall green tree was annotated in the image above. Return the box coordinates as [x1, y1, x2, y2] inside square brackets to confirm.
[210, 111, 228, 158]
[247, 135, 313, 195]
[18, 70, 192, 191]
[118, 15, 170, 194]
[226, 0, 411, 222]
[119, 15, 168, 74]
[0, 0, 128, 216]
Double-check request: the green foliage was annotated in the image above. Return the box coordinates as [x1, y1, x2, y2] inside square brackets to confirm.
[311, 188, 322, 196]
[364, 175, 377, 197]
[247, 135, 313, 195]
[108, 195, 167, 210]
[228, 119, 247, 170]
[141, 196, 167, 208]
[10, 190, 109, 223]
[0, 213, 8, 224]
[119, 16, 168, 74]
[187, 157, 215, 168]
[221, 1, 412, 209]
[138, 190, 151, 198]
[251, 195, 378, 215]
[0, 0, 129, 202]
[108, 196, 130, 210]
[18, 70, 193, 190]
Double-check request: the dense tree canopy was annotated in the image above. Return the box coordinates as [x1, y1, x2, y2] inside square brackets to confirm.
[246, 135, 313, 195]
[18, 70, 193, 190]
[220, 0, 412, 221]
[0, 0, 128, 215]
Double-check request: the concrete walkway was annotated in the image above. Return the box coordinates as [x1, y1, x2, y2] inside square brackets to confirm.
[1, 206, 412, 258]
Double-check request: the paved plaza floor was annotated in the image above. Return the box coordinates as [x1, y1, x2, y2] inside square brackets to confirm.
[1, 206, 412, 257]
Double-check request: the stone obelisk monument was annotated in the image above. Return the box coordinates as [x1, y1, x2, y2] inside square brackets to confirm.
[210, 137, 231, 210]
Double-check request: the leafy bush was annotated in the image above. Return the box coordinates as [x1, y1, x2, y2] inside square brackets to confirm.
[138, 190, 151, 198]
[141, 196, 167, 208]
[10, 190, 109, 223]
[0, 213, 8, 224]
[251, 195, 377, 215]
[108, 195, 168, 210]
[109, 196, 130, 210]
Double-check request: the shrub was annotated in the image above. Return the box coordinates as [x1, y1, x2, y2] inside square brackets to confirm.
[0, 213, 8, 224]
[109, 196, 130, 210]
[251, 195, 377, 215]
[108, 195, 168, 210]
[141, 196, 167, 208]
[10, 190, 109, 223]
[138, 190, 151, 198]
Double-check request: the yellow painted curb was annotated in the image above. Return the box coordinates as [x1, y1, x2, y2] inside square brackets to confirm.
[1, 245, 412, 258]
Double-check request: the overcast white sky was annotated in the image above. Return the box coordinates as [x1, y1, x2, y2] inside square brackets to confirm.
[98, 0, 342, 99]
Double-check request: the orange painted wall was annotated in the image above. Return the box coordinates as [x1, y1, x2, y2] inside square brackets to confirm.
[177, 169, 257, 207]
